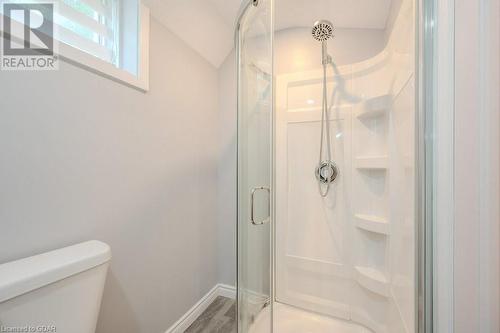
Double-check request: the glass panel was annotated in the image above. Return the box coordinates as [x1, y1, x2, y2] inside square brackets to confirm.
[237, 0, 273, 332]
[272, 0, 417, 332]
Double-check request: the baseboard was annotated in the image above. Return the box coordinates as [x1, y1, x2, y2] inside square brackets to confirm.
[217, 283, 237, 299]
[165, 284, 236, 333]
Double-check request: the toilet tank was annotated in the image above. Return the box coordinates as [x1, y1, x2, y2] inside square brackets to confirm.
[0, 241, 111, 333]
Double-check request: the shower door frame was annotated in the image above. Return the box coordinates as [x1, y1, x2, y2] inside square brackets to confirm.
[235, 0, 275, 332]
[234, 0, 438, 332]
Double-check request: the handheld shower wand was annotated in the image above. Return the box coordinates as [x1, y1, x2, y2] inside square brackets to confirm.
[312, 20, 334, 65]
[312, 20, 338, 197]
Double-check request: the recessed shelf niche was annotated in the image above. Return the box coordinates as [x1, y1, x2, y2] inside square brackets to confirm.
[354, 214, 390, 235]
[354, 266, 390, 297]
[354, 156, 389, 170]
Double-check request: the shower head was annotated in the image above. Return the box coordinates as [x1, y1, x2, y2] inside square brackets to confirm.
[312, 20, 334, 42]
[312, 20, 334, 65]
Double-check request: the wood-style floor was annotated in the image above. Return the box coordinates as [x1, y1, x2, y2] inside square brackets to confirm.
[184, 296, 236, 333]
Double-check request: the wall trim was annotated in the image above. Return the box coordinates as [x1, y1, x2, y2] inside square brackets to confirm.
[164, 284, 236, 333]
[217, 283, 237, 299]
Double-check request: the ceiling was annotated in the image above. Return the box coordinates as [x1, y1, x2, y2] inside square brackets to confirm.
[143, 0, 392, 68]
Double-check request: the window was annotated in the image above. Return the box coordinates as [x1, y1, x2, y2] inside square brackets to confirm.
[56, 0, 120, 65]
[1, 0, 150, 90]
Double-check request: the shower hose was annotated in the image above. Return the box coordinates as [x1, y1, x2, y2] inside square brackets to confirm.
[318, 62, 334, 197]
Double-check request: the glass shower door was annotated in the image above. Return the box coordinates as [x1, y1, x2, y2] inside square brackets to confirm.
[236, 0, 273, 332]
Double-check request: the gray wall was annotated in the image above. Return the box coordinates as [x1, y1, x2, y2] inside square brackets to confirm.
[217, 50, 237, 286]
[0, 19, 219, 333]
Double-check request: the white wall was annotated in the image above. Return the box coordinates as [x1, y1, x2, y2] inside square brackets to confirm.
[0, 19, 219, 333]
[383, 0, 403, 44]
[275, 27, 385, 74]
[453, 0, 500, 332]
[422, 0, 500, 330]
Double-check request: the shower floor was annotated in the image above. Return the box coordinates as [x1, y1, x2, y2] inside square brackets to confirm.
[250, 302, 372, 333]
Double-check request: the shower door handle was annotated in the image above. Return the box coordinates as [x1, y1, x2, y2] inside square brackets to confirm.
[250, 186, 270, 225]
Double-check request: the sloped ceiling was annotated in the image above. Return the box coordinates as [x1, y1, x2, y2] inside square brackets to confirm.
[143, 0, 392, 68]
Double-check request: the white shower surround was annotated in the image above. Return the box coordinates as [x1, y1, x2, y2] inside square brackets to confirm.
[274, 0, 415, 332]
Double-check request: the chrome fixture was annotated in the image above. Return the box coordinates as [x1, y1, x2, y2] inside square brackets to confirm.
[316, 161, 339, 184]
[250, 186, 270, 225]
[312, 20, 334, 65]
[312, 20, 337, 197]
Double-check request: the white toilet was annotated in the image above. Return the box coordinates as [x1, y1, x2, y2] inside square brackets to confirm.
[0, 241, 111, 333]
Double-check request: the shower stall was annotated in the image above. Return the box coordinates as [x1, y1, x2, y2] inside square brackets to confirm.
[236, 0, 428, 332]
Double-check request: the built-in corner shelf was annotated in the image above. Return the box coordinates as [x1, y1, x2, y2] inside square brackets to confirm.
[357, 95, 392, 119]
[354, 266, 390, 297]
[354, 156, 388, 170]
[354, 214, 390, 235]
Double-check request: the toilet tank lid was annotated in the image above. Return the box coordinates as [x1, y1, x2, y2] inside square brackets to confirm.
[0, 240, 111, 303]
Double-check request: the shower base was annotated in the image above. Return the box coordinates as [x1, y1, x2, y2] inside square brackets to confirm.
[250, 302, 373, 333]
